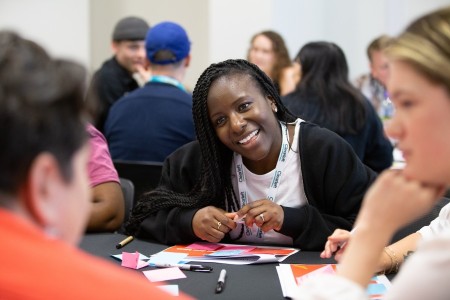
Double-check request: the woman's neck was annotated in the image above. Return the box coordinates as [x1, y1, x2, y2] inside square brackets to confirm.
[242, 123, 295, 175]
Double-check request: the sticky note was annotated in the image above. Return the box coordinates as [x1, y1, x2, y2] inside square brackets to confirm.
[187, 242, 222, 251]
[157, 285, 179, 296]
[206, 249, 244, 257]
[143, 267, 186, 282]
[121, 251, 148, 269]
[148, 252, 188, 266]
[220, 245, 255, 252]
[111, 253, 149, 261]
[367, 283, 387, 295]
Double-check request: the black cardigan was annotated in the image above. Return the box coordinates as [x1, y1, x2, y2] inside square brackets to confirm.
[136, 122, 377, 250]
[282, 92, 393, 173]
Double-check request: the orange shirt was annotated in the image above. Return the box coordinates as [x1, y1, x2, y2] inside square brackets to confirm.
[0, 209, 192, 299]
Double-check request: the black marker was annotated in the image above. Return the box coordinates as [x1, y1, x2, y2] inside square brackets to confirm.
[154, 263, 213, 272]
[215, 269, 227, 294]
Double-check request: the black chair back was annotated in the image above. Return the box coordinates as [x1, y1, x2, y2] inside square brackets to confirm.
[113, 160, 163, 205]
[118, 177, 134, 234]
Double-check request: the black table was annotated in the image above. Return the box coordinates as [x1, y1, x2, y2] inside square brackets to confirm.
[80, 233, 336, 299]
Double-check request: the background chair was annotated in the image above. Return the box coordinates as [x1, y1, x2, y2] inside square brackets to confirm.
[390, 196, 450, 243]
[113, 160, 163, 205]
[118, 177, 134, 234]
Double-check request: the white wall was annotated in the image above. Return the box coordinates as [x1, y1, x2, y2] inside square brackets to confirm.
[209, 0, 272, 63]
[0, 0, 90, 67]
[209, 0, 449, 80]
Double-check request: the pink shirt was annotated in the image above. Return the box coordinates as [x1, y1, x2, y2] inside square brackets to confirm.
[86, 124, 119, 187]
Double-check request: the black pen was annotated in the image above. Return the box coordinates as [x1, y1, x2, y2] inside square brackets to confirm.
[154, 263, 213, 272]
[215, 269, 227, 294]
[115, 236, 134, 249]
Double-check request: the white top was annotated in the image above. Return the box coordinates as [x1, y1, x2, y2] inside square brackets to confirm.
[229, 119, 307, 245]
[294, 225, 450, 299]
[418, 202, 450, 240]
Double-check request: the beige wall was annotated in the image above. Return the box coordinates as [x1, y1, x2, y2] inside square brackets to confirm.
[90, 0, 209, 89]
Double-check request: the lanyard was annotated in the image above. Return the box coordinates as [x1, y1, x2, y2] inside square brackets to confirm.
[148, 75, 187, 93]
[233, 122, 290, 239]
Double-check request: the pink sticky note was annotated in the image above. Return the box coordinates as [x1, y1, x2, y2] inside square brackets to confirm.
[296, 265, 336, 285]
[143, 267, 187, 282]
[122, 251, 139, 269]
[187, 242, 222, 251]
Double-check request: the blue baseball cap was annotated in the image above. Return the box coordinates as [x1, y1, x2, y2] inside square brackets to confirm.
[145, 21, 191, 65]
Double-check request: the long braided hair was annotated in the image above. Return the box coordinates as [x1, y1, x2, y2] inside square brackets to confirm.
[126, 59, 296, 235]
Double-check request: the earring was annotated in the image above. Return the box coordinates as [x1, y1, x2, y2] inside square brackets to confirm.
[273, 105, 278, 113]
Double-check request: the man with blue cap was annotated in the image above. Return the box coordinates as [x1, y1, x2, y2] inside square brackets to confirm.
[104, 21, 195, 163]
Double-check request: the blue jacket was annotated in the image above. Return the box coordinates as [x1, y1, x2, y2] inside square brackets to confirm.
[105, 81, 195, 162]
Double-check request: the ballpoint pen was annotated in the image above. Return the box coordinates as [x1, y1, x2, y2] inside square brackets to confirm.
[215, 269, 227, 294]
[154, 263, 213, 272]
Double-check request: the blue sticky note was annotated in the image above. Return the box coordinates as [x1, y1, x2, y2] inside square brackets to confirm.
[206, 250, 244, 257]
[367, 283, 387, 295]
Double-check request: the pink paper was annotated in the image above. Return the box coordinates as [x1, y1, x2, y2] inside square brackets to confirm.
[187, 242, 222, 251]
[296, 265, 336, 285]
[121, 251, 148, 269]
[143, 267, 187, 282]
[121, 251, 139, 269]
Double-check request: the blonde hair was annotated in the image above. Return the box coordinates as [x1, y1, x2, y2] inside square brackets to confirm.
[367, 34, 392, 62]
[386, 7, 450, 92]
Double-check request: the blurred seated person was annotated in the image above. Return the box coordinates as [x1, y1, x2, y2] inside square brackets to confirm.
[283, 41, 393, 173]
[86, 124, 124, 232]
[0, 31, 186, 299]
[295, 8, 450, 299]
[322, 197, 450, 275]
[105, 21, 195, 162]
[247, 30, 299, 96]
[354, 35, 392, 117]
[88, 16, 150, 132]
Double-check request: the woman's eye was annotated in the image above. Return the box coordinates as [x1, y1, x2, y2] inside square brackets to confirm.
[398, 100, 413, 109]
[215, 117, 226, 127]
[238, 103, 250, 112]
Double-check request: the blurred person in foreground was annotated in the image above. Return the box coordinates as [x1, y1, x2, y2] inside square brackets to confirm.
[0, 30, 189, 300]
[295, 7, 450, 300]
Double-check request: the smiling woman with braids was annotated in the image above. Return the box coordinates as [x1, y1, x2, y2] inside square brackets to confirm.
[126, 59, 376, 250]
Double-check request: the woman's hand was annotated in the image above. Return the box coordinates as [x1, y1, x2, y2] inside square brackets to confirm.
[321, 229, 351, 261]
[192, 206, 236, 242]
[356, 170, 445, 234]
[236, 199, 284, 232]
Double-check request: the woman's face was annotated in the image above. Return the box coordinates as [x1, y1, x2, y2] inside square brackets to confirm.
[386, 60, 450, 185]
[207, 73, 281, 173]
[248, 35, 276, 78]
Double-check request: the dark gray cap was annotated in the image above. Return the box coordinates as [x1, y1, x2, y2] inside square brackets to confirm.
[112, 16, 150, 41]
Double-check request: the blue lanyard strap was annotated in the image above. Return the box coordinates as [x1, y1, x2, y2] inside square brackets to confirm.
[148, 75, 187, 92]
